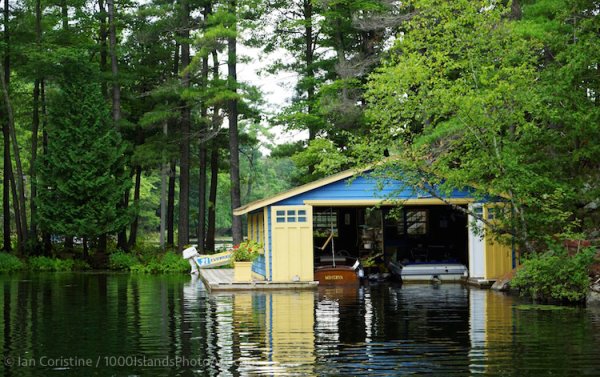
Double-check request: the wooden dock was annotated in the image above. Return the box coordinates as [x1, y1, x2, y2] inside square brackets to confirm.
[198, 269, 318, 292]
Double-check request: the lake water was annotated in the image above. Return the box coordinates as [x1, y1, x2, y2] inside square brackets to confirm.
[1, 273, 599, 376]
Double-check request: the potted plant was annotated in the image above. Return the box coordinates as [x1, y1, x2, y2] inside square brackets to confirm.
[232, 240, 262, 282]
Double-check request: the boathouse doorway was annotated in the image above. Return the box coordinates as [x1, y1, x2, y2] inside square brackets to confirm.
[312, 205, 469, 269]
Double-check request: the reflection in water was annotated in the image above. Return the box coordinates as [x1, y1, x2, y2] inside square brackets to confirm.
[0, 274, 599, 376]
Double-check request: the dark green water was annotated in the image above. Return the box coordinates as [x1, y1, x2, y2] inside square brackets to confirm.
[1, 273, 599, 376]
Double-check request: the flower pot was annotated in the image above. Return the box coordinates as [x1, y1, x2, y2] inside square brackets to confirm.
[234, 261, 253, 282]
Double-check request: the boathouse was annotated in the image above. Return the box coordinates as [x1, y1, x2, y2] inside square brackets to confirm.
[233, 168, 515, 285]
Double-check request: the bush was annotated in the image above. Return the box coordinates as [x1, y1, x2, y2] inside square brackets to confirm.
[132, 252, 189, 274]
[108, 251, 139, 270]
[0, 253, 25, 272]
[28, 256, 75, 271]
[511, 246, 596, 303]
[72, 259, 91, 271]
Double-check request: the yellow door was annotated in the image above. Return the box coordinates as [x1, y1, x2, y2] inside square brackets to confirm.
[271, 205, 314, 282]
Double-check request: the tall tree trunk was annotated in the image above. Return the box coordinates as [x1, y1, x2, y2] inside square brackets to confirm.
[205, 50, 220, 252]
[8, 165, 21, 250]
[227, 0, 242, 245]
[167, 161, 176, 246]
[198, 146, 207, 252]
[98, 0, 108, 98]
[61, 0, 68, 29]
[97, 0, 110, 249]
[2, 1, 27, 252]
[160, 121, 167, 249]
[108, 0, 127, 251]
[178, 0, 191, 251]
[98, 234, 107, 253]
[128, 165, 141, 248]
[1, 0, 10, 252]
[303, 0, 317, 141]
[166, 42, 179, 248]
[2, 136, 9, 250]
[197, 16, 210, 252]
[2, 92, 9, 251]
[64, 236, 73, 251]
[1, 75, 28, 251]
[30, 80, 39, 241]
[510, 0, 522, 20]
[108, 0, 120, 123]
[206, 146, 219, 252]
[41, 80, 51, 255]
[30, 0, 42, 246]
[82, 237, 88, 258]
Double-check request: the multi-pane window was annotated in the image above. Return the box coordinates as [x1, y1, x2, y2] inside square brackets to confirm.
[275, 209, 308, 223]
[397, 209, 428, 235]
[313, 210, 337, 236]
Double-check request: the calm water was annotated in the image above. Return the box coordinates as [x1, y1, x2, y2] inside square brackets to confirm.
[1, 273, 599, 376]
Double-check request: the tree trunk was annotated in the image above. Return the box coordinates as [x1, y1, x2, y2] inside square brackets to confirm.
[197, 26, 210, 252]
[82, 237, 88, 258]
[206, 50, 220, 252]
[30, 80, 40, 242]
[167, 161, 176, 246]
[41, 80, 51, 255]
[107, 0, 120, 124]
[128, 165, 142, 249]
[108, 0, 127, 251]
[98, 234, 107, 253]
[2, 96, 9, 251]
[98, 0, 108, 98]
[160, 122, 167, 249]
[1, 2, 27, 252]
[303, 0, 317, 141]
[61, 0, 68, 30]
[167, 42, 179, 249]
[64, 236, 73, 251]
[227, 0, 242, 245]
[206, 146, 219, 252]
[178, 0, 191, 251]
[29, 0, 43, 247]
[510, 0, 522, 20]
[198, 147, 207, 252]
[9, 169, 22, 246]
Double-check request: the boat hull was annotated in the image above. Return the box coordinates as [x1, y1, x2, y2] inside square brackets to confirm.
[400, 263, 468, 282]
[315, 266, 360, 285]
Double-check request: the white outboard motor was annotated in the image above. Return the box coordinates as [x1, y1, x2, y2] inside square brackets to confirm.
[352, 259, 365, 279]
[182, 246, 199, 274]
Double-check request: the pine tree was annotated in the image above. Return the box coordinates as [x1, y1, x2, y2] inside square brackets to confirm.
[37, 58, 130, 251]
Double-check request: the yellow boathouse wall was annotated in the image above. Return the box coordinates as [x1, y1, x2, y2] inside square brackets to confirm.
[483, 206, 516, 280]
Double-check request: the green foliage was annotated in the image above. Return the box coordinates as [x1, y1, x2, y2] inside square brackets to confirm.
[37, 57, 131, 240]
[232, 240, 262, 262]
[28, 256, 77, 271]
[107, 243, 189, 273]
[108, 251, 139, 271]
[511, 246, 596, 303]
[130, 252, 189, 274]
[291, 138, 348, 183]
[361, 0, 600, 249]
[0, 253, 26, 272]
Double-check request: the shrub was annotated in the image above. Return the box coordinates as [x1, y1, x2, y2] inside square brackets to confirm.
[72, 259, 91, 271]
[130, 251, 189, 274]
[28, 256, 74, 271]
[0, 253, 25, 272]
[108, 251, 139, 270]
[511, 246, 596, 303]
